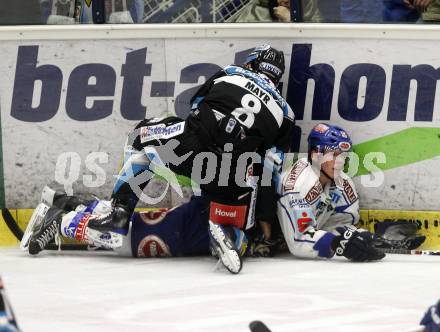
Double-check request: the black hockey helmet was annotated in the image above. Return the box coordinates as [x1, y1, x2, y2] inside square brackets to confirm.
[243, 44, 285, 86]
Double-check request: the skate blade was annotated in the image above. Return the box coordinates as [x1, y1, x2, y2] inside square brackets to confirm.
[209, 221, 242, 274]
[20, 203, 50, 251]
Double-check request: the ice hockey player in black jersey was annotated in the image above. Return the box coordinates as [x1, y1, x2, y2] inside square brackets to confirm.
[27, 44, 295, 274]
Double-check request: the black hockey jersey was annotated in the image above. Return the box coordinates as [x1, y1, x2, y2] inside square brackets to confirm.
[190, 65, 295, 153]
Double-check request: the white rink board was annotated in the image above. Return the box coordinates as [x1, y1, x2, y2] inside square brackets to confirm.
[1, 248, 440, 332]
[1, 24, 440, 209]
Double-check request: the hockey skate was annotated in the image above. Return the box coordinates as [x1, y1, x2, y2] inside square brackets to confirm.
[27, 206, 64, 255]
[209, 220, 244, 274]
[21, 186, 91, 251]
[86, 203, 130, 236]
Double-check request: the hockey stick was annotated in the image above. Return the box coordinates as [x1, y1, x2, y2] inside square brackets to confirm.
[249, 321, 426, 332]
[249, 321, 272, 332]
[1, 209, 24, 241]
[379, 248, 440, 256]
[248, 321, 425, 332]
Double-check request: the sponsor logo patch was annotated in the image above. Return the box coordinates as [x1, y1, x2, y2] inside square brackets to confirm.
[259, 61, 282, 77]
[288, 198, 308, 208]
[297, 211, 313, 233]
[209, 202, 247, 228]
[305, 182, 321, 203]
[140, 122, 185, 143]
[225, 118, 237, 133]
[75, 214, 94, 241]
[343, 179, 357, 203]
[137, 235, 171, 257]
[339, 141, 351, 151]
[314, 124, 329, 134]
[283, 160, 308, 192]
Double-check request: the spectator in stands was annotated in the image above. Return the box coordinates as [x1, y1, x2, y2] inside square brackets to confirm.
[272, 0, 323, 22]
[303, 0, 324, 22]
[340, 0, 383, 23]
[231, 0, 280, 23]
[232, 0, 322, 23]
[317, 0, 384, 23]
[316, 0, 340, 22]
[422, 0, 440, 22]
[272, 0, 292, 22]
[383, 0, 421, 22]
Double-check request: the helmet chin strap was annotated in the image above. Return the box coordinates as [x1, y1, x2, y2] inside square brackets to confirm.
[320, 169, 334, 181]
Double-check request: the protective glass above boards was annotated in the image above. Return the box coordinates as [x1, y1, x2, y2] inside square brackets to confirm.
[1, 0, 439, 25]
[298, 0, 440, 24]
[0, 0, 295, 25]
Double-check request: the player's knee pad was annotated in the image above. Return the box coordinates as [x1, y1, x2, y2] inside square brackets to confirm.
[60, 210, 124, 249]
[59, 200, 112, 240]
[60, 211, 88, 240]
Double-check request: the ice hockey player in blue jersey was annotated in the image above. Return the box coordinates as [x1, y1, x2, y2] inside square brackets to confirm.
[0, 277, 21, 332]
[25, 44, 294, 274]
[21, 187, 248, 274]
[276, 123, 385, 262]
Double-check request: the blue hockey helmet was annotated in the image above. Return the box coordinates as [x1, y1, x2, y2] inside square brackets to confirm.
[307, 123, 352, 155]
[243, 44, 285, 86]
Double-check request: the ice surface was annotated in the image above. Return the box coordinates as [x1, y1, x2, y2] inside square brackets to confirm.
[1, 248, 439, 332]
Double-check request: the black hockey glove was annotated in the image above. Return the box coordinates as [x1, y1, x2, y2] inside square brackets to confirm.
[246, 235, 287, 257]
[331, 226, 385, 262]
[247, 235, 281, 257]
[373, 221, 426, 250]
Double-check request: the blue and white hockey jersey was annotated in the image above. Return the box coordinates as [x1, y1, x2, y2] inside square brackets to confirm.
[277, 158, 360, 259]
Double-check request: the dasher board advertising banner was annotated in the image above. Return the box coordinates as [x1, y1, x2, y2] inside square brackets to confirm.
[0, 25, 439, 209]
